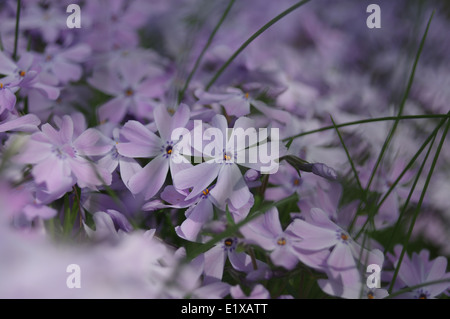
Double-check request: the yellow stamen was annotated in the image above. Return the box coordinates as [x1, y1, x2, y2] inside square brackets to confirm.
[277, 238, 287, 246]
[167, 149, 172, 154]
[224, 154, 231, 161]
[341, 233, 349, 241]
[293, 179, 300, 186]
[224, 239, 233, 247]
[19, 70, 26, 77]
[0, 83, 3, 89]
[245, 92, 249, 99]
[367, 292, 374, 299]
[168, 108, 175, 115]
[125, 89, 134, 96]
[202, 188, 209, 196]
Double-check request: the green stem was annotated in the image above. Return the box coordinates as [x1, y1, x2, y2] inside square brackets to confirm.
[178, 0, 235, 103]
[13, 0, 22, 61]
[353, 115, 448, 240]
[376, 113, 448, 213]
[388, 116, 450, 294]
[363, 11, 434, 196]
[282, 113, 449, 143]
[330, 116, 364, 200]
[384, 129, 437, 256]
[205, 0, 311, 90]
[385, 278, 450, 299]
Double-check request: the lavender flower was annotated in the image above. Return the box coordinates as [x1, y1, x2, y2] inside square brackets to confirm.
[15, 114, 112, 195]
[117, 104, 191, 200]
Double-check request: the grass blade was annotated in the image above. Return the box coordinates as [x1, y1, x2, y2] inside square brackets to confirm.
[205, 0, 311, 90]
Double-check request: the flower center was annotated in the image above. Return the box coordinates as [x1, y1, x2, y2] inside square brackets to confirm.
[224, 238, 233, 247]
[202, 188, 210, 196]
[293, 178, 300, 186]
[367, 292, 374, 299]
[277, 237, 287, 246]
[244, 92, 249, 99]
[419, 294, 427, 299]
[52, 144, 77, 159]
[19, 70, 26, 77]
[45, 55, 53, 62]
[125, 89, 134, 97]
[341, 233, 349, 241]
[0, 83, 3, 89]
[166, 145, 173, 155]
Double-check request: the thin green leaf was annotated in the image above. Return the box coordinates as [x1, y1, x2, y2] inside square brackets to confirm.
[205, 0, 311, 90]
[389, 116, 450, 293]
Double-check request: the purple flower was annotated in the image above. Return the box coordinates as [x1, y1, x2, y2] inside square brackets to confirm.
[291, 208, 382, 287]
[0, 111, 40, 133]
[117, 104, 191, 200]
[84, 210, 133, 243]
[0, 78, 19, 113]
[97, 127, 141, 192]
[265, 162, 323, 202]
[319, 271, 389, 299]
[88, 57, 166, 123]
[202, 237, 271, 284]
[15, 114, 112, 195]
[37, 43, 92, 84]
[82, 0, 151, 52]
[0, 51, 60, 100]
[195, 87, 252, 117]
[387, 245, 450, 299]
[162, 184, 216, 242]
[21, 4, 68, 43]
[174, 115, 277, 210]
[240, 207, 302, 270]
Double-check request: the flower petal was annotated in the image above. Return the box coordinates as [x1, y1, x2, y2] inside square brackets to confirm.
[128, 155, 169, 200]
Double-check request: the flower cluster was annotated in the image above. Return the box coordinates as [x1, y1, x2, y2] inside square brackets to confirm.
[0, 0, 449, 299]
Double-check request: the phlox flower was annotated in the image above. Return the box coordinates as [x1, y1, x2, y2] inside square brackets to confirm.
[201, 237, 271, 285]
[240, 207, 302, 270]
[0, 111, 41, 133]
[97, 127, 141, 192]
[15, 114, 112, 195]
[174, 114, 278, 210]
[83, 210, 133, 243]
[291, 207, 382, 287]
[157, 184, 252, 242]
[0, 77, 19, 113]
[0, 50, 60, 100]
[37, 43, 92, 84]
[88, 57, 166, 123]
[387, 245, 450, 299]
[20, 3, 68, 43]
[117, 104, 191, 200]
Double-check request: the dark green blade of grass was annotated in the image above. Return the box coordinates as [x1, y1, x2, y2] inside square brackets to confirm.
[353, 115, 448, 240]
[348, 12, 435, 235]
[384, 128, 437, 256]
[178, 0, 236, 103]
[205, 0, 311, 90]
[376, 113, 449, 218]
[388, 116, 450, 294]
[13, 0, 21, 61]
[283, 113, 449, 144]
[363, 11, 434, 198]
